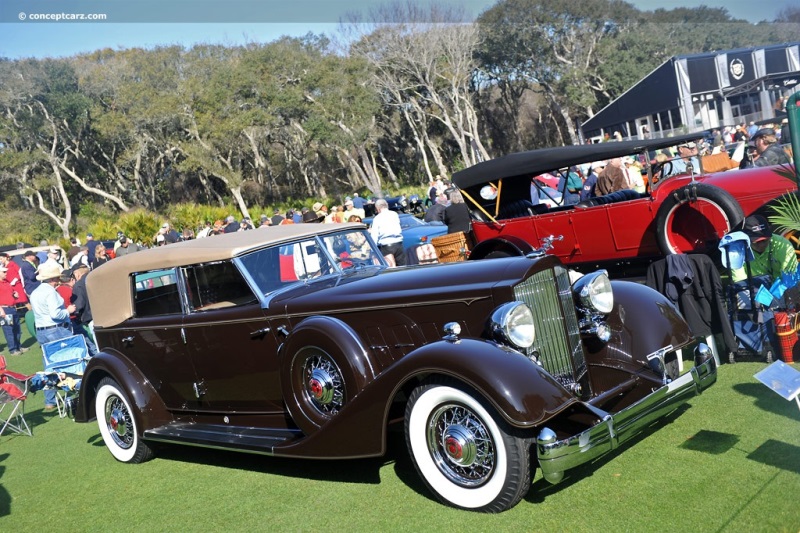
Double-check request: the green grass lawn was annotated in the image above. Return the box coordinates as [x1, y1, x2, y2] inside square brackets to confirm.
[1, 331, 799, 532]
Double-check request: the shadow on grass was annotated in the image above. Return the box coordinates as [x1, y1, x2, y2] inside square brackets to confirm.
[732, 382, 800, 422]
[525, 404, 691, 504]
[679, 430, 739, 454]
[747, 439, 800, 475]
[86, 426, 414, 486]
[0, 453, 8, 517]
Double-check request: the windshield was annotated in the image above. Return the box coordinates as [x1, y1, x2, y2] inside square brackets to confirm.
[237, 229, 385, 296]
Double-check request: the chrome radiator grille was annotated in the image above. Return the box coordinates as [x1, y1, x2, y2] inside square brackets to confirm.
[513, 266, 587, 391]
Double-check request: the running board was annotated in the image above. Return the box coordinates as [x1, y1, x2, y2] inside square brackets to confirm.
[144, 423, 302, 454]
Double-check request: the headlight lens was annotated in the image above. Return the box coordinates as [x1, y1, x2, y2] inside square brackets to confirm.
[490, 302, 535, 349]
[573, 271, 613, 314]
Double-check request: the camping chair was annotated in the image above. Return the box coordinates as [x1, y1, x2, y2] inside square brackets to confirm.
[0, 355, 34, 437]
[719, 233, 778, 363]
[41, 335, 90, 419]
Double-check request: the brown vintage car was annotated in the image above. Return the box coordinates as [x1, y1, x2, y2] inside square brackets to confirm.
[75, 222, 717, 512]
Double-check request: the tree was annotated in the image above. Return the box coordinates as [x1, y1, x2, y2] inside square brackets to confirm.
[351, 2, 488, 181]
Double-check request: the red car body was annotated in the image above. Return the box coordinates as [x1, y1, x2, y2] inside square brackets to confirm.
[453, 133, 796, 276]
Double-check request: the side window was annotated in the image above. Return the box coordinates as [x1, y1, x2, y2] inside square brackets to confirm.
[133, 269, 182, 317]
[184, 261, 257, 312]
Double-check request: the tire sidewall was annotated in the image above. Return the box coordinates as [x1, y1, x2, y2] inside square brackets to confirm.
[655, 183, 744, 255]
[95, 379, 140, 463]
[406, 384, 509, 510]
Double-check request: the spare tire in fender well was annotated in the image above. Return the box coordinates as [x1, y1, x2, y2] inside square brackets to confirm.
[280, 316, 376, 435]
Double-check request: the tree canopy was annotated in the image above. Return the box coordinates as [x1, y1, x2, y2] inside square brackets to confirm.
[0, 0, 794, 238]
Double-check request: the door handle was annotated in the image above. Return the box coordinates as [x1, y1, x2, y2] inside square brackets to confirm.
[250, 327, 270, 338]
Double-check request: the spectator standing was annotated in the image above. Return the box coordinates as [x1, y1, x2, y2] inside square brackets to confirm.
[0, 265, 27, 355]
[85, 233, 99, 259]
[70, 264, 97, 357]
[424, 192, 448, 223]
[115, 235, 140, 257]
[55, 268, 77, 328]
[70, 246, 90, 269]
[369, 199, 407, 266]
[93, 244, 110, 268]
[0, 253, 27, 309]
[351, 193, 366, 210]
[196, 221, 213, 238]
[749, 128, 790, 167]
[29, 261, 75, 410]
[271, 209, 285, 226]
[20, 251, 40, 296]
[443, 190, 471, 234]
[223, 215, 238, 234]
[162, 222, 181, 243]
[780, 118, 791, 145]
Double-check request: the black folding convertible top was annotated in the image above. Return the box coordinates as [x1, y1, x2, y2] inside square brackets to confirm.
[452, 132, 703, 189]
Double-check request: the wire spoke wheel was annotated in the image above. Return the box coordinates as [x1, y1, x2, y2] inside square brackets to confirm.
[405, 378, 531, 512]
[428, 403, 496, 487]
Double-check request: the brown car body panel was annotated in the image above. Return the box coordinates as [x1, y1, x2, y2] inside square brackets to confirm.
[76, 226, 704, 468]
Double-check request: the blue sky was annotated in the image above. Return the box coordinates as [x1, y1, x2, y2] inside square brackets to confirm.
[1, 0, 796, 59]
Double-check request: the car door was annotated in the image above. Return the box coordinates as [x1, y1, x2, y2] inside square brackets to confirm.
[179, 260, 286, 414]
[126, 268, 199, 410]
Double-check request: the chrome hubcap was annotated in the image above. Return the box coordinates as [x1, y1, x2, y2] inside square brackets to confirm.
[303, 355, 344, 416]
[105, 395, 133, 450]
[428, 404, 495, 487]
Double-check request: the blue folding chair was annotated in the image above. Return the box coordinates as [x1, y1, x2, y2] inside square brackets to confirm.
[40, 335, 90, 418]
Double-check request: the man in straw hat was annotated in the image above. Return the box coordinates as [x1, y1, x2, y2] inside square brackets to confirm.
[29, 261, 76, 411]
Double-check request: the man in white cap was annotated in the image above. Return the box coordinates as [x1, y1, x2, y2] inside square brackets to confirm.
[29, 261, 76, 411]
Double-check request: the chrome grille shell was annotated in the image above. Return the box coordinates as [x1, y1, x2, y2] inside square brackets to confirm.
[513, 266, 589, 394]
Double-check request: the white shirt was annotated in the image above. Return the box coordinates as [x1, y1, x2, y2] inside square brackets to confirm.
[369, 209, 403, 246]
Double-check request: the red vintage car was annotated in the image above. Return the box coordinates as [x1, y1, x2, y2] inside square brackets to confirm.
[453, 133, 796, 276]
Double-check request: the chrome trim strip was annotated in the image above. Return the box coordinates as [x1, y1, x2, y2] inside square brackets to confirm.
[537, 356, 717, 484]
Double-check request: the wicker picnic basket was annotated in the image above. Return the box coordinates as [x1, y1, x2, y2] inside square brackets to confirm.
[431, 232, 471, 263]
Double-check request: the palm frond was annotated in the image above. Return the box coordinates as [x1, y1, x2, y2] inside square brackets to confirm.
[768, 192, 800, 234]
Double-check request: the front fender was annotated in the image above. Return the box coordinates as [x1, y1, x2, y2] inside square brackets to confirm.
[584, 280, 694, 367]
[75, 349, 170, 430]
[277, 338, 577, 459]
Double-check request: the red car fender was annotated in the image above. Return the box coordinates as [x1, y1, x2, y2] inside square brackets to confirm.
[75, 349, 170, 429]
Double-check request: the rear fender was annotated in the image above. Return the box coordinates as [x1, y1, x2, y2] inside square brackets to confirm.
[278, 338, 576, 459]
[75, 350, 170, 429]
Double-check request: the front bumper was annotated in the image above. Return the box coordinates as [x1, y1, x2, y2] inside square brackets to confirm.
[536, 349, 717, 484]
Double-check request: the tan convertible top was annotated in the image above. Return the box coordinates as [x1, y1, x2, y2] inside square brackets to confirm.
[87, 223, 363, 328]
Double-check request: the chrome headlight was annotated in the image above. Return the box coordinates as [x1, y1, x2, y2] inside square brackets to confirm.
[490, 302, 535, 349]
[573, 270, 613, 314]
